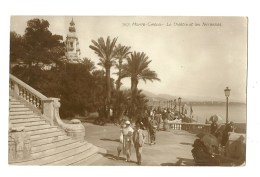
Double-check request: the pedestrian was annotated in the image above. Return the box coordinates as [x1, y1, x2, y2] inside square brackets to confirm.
[118, 120, 134, 162]
[210, 120, 218, 136]
[133, 122, 146, 165]
[149, 118, 157, 144]
[154, 112, 162, 131]
[221, 121, 234, 146]
[162, 109, 170, 131]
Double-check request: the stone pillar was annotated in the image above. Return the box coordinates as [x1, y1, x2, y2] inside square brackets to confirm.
[13, 82, 20, 95]
[163, 119, 169, 131]
[65, 119, 85, 142]
[9, 127, 31, 161]
[42, 98, 55, 126]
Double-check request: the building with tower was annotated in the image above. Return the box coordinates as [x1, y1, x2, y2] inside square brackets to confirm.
[65, 18, 82, 63]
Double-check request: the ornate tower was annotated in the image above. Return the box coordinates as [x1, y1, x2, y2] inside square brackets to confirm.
[65, 18, 82, 63]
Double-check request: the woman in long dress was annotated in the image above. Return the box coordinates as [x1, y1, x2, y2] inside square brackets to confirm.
[117, 120, 134, 162]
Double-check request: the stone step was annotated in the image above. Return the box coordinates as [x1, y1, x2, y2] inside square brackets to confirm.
[10, 114, 40, 119]
[9, 104, 25, 108]
[9, 96, 18, 100]
[31, 138, 78, 153]
[30, 129, 62, 139]
[10, 107, 30, 112]
[9, 97, 17, 100]
[31, 141, 81, 158]
[10, 101, 22, 105]
[32, 135, 70, 147]
[10, 117, 42, 124]
[10, 110, 34, 115]
[11, 120, 47, 127]
[26, 126, 58, 136]
[31, 134, 67, 147]
[51, 144, 99, 166]
[40, 143, 93, 166]
[31, 130, 65, 141]
[71, 146, 101, 166]
[25, 124, 51, 131]
[13, 142, 91, 165]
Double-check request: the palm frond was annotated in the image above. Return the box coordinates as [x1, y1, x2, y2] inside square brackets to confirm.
[122, 51, 160, 88]
[89, 36, 118, 70]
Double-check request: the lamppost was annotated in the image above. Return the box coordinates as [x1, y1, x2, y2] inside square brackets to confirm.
[178, 97, 182, 113]
[224, 87, 231, 124]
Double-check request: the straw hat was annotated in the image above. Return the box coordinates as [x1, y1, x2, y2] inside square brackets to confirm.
[125, 121, 130, 125]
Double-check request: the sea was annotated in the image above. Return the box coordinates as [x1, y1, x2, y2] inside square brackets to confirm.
[191, 104, 247, 124]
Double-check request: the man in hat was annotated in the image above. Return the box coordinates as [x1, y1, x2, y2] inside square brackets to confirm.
[119, 120, 134, 162]
[210, 120, 218, 136]
[133, 122, 146, 165]
[221, 121, 234, 146]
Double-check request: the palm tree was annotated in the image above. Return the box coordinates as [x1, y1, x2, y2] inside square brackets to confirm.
[82, 57, 95, 72]
[121, 51, 160, 118]
[122, 51, 160, 96]
[114, 44, 131, 91]
[89, 36, 117, 120]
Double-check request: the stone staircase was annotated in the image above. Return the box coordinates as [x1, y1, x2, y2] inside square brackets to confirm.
[9, 95, 101, 165]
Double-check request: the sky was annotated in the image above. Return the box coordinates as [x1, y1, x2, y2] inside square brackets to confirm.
[10, 16, 247, 103]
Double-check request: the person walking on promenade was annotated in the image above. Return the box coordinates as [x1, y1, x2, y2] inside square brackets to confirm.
[162, 109, 170, 131]
[133, 122, 146, 165]
[148, 118, 157, 145]
[154, 112, 162, 131]
[121, 120, 134, 162]
[221, 121, 234, 146]
[210, 120, 218, 136]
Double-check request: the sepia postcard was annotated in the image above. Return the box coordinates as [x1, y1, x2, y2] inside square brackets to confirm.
[9, 16, 247, 167]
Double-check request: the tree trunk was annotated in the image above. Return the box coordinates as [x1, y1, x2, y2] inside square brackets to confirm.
[131, 77, 138, 97]
[116, 59, 122, 92]
[106, 67, 111, 121]
[130, 77, 138, 119]
[115, 59, 123, 122]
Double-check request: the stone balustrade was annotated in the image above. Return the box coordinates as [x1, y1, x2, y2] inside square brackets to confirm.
[52, 98, 85, 142]
[168, 121, 211, 133]
[9, 74, 53, 116]
[9, 74, 86, 141]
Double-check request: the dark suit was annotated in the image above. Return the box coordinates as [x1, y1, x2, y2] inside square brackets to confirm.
[133, 129, 146, 164]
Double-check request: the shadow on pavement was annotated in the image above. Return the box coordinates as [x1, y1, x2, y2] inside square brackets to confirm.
[98, 152, 137, 164]
[161, 157, 195, 166]
[180, 142, 193, 145]
[100, 138, 120, 142]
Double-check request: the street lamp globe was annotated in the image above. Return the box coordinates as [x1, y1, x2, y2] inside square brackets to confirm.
[224, 87, 231, 97]
[178, 97, 181, 103]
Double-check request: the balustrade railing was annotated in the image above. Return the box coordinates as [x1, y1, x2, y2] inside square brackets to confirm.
[9, 74, 50, 113]
[169, 122, 211, 133]
[9, 74, 85, 141]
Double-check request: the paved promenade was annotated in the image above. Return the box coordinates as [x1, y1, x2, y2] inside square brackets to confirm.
[82, 123, 197, 166]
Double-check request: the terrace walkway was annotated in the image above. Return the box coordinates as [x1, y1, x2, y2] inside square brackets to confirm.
[77, 122, 197, 166]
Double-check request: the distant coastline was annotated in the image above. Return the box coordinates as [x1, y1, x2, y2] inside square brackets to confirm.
[185, 101, 246, 106]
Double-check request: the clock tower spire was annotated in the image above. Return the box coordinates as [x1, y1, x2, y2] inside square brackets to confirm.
[65, 18, 82, 63]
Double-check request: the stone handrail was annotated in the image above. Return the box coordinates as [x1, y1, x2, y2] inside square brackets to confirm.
[9, 74, 85, 141]
[9, 74, 52, 113]
[10, 74, 47, 99]
[52, 98, 85, 142]
[168, 121, 211, 133]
